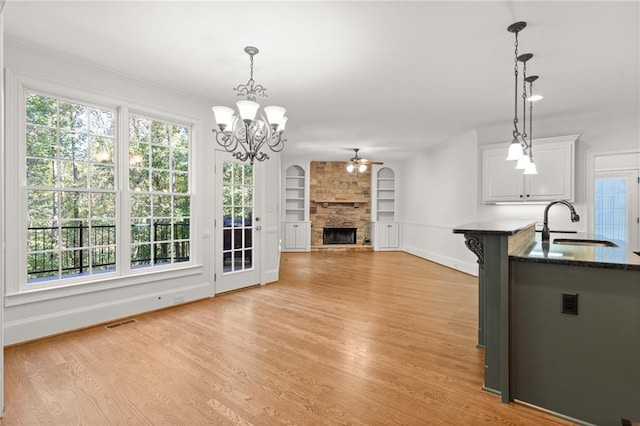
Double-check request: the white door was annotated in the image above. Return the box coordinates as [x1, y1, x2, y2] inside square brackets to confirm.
[594, 170, 640, 252]
[215, 152, 260, 293]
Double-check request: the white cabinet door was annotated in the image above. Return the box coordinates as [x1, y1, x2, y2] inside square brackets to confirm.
[284, 223, 298, 249]
[483, 149, 526, 202]
[374, 222, 400, 250]
[282, 222, 309, 251]
[387, 223, 399, 248]
[527, 143, 573, 201]
[294, 222, 308, 249]
[482, 136, 576, 203]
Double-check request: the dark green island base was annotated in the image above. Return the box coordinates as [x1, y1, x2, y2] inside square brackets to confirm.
[453, 220, 640, 426]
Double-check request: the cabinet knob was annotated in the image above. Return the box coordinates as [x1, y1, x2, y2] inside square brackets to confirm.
[519, 194, 523, 198]
[526, 194, 530, 198]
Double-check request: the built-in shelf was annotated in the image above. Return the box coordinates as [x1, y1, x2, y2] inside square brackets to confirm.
[285, 165, 306, 222]
[376, 167, 396, 222]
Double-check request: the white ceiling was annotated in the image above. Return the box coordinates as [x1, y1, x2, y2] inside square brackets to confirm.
[4, 1, 639, 162]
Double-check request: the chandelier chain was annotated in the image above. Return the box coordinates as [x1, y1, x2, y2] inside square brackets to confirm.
[249, 53, 255, 85]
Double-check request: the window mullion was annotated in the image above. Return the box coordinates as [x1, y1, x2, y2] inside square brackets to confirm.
[118, 106, 131, 275]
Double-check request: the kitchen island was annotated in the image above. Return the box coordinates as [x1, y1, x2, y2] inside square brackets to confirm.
[453, 221, 640, 426]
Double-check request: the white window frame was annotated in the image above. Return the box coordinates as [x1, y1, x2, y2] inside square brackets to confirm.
[5, 70, 200, 305]
[126, 111, 193, 273]
[23, 89, 120, 288]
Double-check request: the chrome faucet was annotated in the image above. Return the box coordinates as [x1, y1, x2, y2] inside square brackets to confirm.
[542, 200, 580, 243]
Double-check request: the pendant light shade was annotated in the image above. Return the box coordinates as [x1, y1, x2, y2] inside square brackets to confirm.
[277, 116, 288, 132]
[506, 140, 525, 160]
[346, 164, 355, 173]
[236, 100, 260, 122]
[515, 155, 530, 170]
[264, 106, 286, 130]
[523, 160, 537, 175]
[212, 106, 236, 131]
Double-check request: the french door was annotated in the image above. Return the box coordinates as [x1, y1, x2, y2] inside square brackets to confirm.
[215, 151, 260, 293]
[594, 169, 640, 252]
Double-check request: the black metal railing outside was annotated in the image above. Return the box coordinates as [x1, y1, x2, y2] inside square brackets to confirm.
[27, 222, 190, 278]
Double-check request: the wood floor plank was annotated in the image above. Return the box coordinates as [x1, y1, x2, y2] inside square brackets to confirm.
[2, 252, 575, 425]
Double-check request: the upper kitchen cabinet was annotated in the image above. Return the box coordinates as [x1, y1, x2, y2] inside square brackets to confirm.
[482, 135, 577, 203]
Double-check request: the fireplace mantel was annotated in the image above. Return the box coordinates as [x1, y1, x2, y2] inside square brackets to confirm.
[312, 199, 369, 208]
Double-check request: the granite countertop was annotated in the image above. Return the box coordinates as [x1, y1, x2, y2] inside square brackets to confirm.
[510, 232, 640, 271]
[452, 220, 536, 236]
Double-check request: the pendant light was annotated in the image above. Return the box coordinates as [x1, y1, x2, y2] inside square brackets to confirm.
[506, 21, 540, 175]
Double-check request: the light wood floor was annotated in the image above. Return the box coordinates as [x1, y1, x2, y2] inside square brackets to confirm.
[2, 252, 574, 425]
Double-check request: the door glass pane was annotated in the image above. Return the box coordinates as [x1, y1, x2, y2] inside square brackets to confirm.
[594, 174, 627, 250]
[222, 161, 254, 273]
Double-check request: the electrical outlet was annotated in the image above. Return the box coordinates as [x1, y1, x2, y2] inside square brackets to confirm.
[174, 294, 185, 305]
[562, 293, 578, 315]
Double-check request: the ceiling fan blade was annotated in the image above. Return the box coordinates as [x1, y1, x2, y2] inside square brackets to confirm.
[361, 160, 384, 165]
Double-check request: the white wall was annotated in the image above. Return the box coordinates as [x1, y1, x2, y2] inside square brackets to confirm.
[2, 41, 218, 345]
[477, 109, 640, 232]
[0, 0, 6, 413]
[400, 131, 479, 276]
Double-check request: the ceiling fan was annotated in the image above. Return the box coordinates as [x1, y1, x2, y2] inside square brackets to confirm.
[346, 148, 383, 173]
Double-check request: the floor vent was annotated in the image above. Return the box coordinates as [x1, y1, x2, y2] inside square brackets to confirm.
[105, 319, 137, 329]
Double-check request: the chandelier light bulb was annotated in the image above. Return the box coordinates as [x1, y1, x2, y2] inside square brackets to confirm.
[264, 106, 286, 129]
[236, 100, 260, 122]
[358, 163, 367, 173]
[346, 164, 355, 173]
[277, 116, 288, 132]
[212, 106, 235, 131]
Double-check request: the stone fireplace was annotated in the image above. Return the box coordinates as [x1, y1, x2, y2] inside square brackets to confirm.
[310, 161, 371, 247]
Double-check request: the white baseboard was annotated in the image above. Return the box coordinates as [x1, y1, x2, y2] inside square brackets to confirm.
[403, 245, 479, 276]
[4, 282, 212, 345]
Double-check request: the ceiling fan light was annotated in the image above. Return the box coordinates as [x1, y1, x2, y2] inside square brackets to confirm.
[236, 100, 260, 122]
[358, 163, 367, 173]
[212, 106, 236, 131]
[346, 164, 355, 173]
[506, 140, 525, 160]
[515, 154, 530, 170]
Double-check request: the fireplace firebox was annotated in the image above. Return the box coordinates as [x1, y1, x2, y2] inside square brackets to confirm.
[323, 227, 357, 245]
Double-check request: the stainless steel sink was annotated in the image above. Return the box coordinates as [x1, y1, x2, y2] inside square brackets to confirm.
[553, 238, 618, 247]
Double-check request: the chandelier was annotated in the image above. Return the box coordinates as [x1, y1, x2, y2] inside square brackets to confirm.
[212, 46, 288, 164]
[505, 22, 542, 175]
